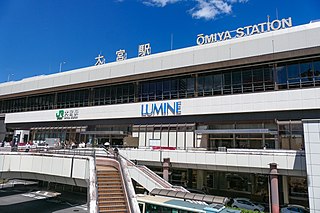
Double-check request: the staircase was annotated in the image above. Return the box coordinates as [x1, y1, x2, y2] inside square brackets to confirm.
[97, 165, 128, 213]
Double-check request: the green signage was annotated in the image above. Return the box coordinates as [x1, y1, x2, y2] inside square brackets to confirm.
[55, 109, 79, 120]
[56, 110, 64, 120]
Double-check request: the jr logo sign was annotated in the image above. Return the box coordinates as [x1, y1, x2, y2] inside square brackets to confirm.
[55, 109, 79, 120]
[56, 110, 64, 120]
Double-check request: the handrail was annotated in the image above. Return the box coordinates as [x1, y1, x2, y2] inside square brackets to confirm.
[117, 153, 140, 213]
[0, 151, 99, 212]
[88, 152, 98, 213]
[118, 149, 172, 189]
[93, 149, 98, 213]
[119, 149, 188, 192]
[136, 165, 173, 188]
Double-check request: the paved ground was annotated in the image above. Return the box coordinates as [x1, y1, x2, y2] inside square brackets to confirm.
[0, 185, 88, 213]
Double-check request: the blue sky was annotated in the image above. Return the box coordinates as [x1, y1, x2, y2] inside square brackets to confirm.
[0, 0, 319, 83]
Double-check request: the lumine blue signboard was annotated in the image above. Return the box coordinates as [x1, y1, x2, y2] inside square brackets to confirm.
[141, 101, 181, 117]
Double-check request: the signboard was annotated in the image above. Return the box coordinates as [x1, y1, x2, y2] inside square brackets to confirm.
[141, 101, 181, 117]
[197, 17, 292, 45]
[56, 109, 79, 120]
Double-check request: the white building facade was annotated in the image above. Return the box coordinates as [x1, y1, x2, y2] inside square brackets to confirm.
[1, 20, 320, 211]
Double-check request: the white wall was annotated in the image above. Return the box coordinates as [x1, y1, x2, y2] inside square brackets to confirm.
[0, 153, 90, 182]
[5, 87, 320, 124]
[120, 148, 306, 177]
[303, 120, 320, 213]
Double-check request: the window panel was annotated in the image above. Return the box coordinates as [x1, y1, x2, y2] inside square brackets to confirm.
[232, 71, 242, 93]
[276, 65, 287, 85]
[223, 73, 232, 94]
[213, 74, 222, 93]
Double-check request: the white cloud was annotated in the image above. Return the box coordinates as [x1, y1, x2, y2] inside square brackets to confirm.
[142, 0, 248, 20]
[143, 0, 181, 7]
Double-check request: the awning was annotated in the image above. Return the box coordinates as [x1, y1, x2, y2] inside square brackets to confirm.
[195, 129, 277, 135]
[30, 126, 87, 130]
[150, 188, 228, 205]
[80, 131, 126, 135]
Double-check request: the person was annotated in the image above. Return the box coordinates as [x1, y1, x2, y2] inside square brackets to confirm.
[202, 184, 208, 194]
[114, 147, 119, 158]
[71, 141, 76, 149]
[44, 143, 49, 152]
[104, 141, 110, 149]
[25, 142, 31, 152]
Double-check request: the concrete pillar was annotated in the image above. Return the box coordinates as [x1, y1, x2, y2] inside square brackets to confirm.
[163, 158, 170, 182]
[196, 170, 204, 190]
[282, 176, 289, 204]
[270, 163, 280, 213]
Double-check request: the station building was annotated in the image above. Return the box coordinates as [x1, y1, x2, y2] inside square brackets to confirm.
[0, 19, 320, 211]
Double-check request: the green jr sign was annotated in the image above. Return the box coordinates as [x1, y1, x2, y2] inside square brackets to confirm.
[56, 110, 64, 120]
[55, 109, 79, 120]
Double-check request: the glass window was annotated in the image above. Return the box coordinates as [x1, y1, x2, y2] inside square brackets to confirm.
[232, 71, 242, 93]
[314, 61, 320, 84]
[242, 69, 252, 92]
[171, 79, 178, 99]
[287, 63, 300, 79]
[287, 63, 300, 85]
[223, 73, 232, 94]
[204, 75, 212, 91]
[300, 62, 313, 81]
[289, 177, 308, 198]
[264, 67, 273, 82]
[253, 68, 263, 82]
[213, 74, 222, 94]
[242, 70, 252, 85]
[186, 77, 194, 97]
[111, 87, 117, 103]
[276, 65, 287, 87]
[117, 86, 123, 102]
[99, 88, 105, 100]
[163, 80, 170, 92]
[197, 76, 205, 96]
[148, 82, 156, 100]
[156, 81, 162, 99]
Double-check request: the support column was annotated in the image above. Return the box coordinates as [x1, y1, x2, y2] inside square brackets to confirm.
[270, 163, 280, 213]
[163, 158, 170, 182]
[196, 170, 204, 190]
[282, 176, 289, 205]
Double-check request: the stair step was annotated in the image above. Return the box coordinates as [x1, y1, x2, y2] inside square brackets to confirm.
[99, 209, 127, 213]
[98, 184, 122, 188]
[97, 175, 120, 177]
[98, 192, 124, 196]
[97, 172, 120, 175]
[98, 180, 121, 183]
[99, 204, 126, 210]
[99, 197, 125, 201]
[99, 200, 126, 205]
[97, 171, 119, 173]
[98, 183, 122, 187]
[98, 187, 123, 191]
[98, 191, 124, 195]
[97, 177, 121, 180]
[98, 181, 122, 184]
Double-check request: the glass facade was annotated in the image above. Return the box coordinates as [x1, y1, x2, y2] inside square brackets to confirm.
[0, 58, 319, 113]
[146, 165, 309, 207]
